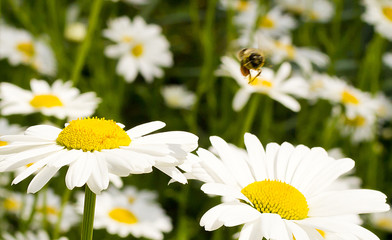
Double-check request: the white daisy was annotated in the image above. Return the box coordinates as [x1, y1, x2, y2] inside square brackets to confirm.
[2, 230, 67, 240]
[373, 92, 392, 121]
[76, 186, 172, 239]
[237, 6, 297, 46]
[103, 16, 173, 83]
[185, 133, 389, 239]
[370, 207, 392, 232]
[320, 78, 377, 120]
[64, 4, 86, 42]
[334, 108, 377, 143]
[218, 56, 308, 112]
[362, 0, 392, 40]
[383, 52, 392, 69]
[254, 34, 329, 74]
[0, 117, 198, 194]
[0, 24, 56, 76]
[0, 79, 101, 120]
[277, 0, 335, 23]
[1, 190, 33, 218]
[219, 0, 257, 12]
[161, 85, 196, 109]
[32, 189, 79, 231]
[307, 72, 340, 102]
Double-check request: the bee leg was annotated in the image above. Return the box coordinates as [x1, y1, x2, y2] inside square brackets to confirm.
[248, 70, 261, 84]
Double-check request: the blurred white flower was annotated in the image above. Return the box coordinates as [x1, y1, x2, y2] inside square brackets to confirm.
[255, 34, 329, 74]
[0, 118, 198, 194]
[383, 52, 392, 68]
[161, 85, 196, 109]
[0, 118, 24, 147]
[362, 0, 392, 40]
[370, 207, 392, 232]
[2, 230, 67, 240]
[277, 0, 335, 22]
[183, 133, 388, 239]
[0, 79, 100, 120]
[219, 0, 257, 12]
[218, 56, 308, 112]
[103, 16, 173, 83]
[237, 6, 297, 46]
[64, 4, 87, 42]
[374, 92, 392, 121]
[307, 72, 340, 101]
[1, 191, 33, 218]
[0, 24, 56, 76]
[76, 186, 172, 239]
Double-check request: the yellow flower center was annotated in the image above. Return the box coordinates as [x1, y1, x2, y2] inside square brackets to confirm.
[236, 1, 249, 11]
[56, 117, 131, 152]
[241, 180, 309, 220]
[345, 116, 366, 127]
[38, 206, 59, 215]
[131, 44, 144, 57]
[341, 90, 359, 105]
[16, 42, 35, 57]
[275, 41, 296, 59]
[0, 140, 8, 146]
[109, 208, 138, 224]
[128, 196, 135, 204]
[30, 94, 63, 108]
[376, 218, 392, 229]
[259, 16, 275, 28]
[122, 35, 133, 43]
[382, 7, 392, 22]
[3, 198, 20, 211]
[310, 80, 324, 92]
[250, 78, 273, 88]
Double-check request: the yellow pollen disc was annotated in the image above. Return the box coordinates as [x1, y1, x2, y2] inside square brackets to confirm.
[382, 7, 392, 22]
[122, 35, 133, 43]
[341, 90, 359, 105]
[345, 116, 366, 127]
[3, 198, 20, 211]
[131, 44, 144, 57]
[56, 117, 131, 152]
[236, 1, 249, 11]
[275, 41, 296, 59]
[109, 208, 138, 224]
[250, 78, 273, 88]
[241, 180, 309, 220]
[30, 94, 63, 108]
[259, 16, 275, 28]
[38, 206, 59, 215]
[376, 218, 392, 229]
[0, 140, 8, 146]
[16, 42, 35, 57]
[128, 196, 135, 204]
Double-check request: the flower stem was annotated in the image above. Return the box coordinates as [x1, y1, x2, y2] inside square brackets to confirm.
[70, 0, 103, 86]
[81, 186, 96, 240]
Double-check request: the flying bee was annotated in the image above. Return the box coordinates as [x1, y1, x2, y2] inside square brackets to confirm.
[238, 48, 265, 84]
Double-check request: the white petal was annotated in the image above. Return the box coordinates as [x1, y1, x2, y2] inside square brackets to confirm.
[244, 133, 268, 181]
[66, 152, 94, 189]
[233, 89, 252, 111]
[27, 166, 60, 193]
[154, 165, 186, 184]
[126, 121, 166, 138]
[24, 125, 62, 140]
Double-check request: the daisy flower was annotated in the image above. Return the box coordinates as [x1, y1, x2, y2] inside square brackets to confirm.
[0, 117, 198, 194]
[362, 0, 392, 40]
[32, 189, 79, 231]
[1, 191, 33, 218]
[103, 16, 173, 83]
[370, 207, 392, 232]
[0, 79, 100, 120]
[2, 230, 67, 240]
[383, 52, 392, 69]
[64, 4, 86, 42]
[161, 85, 196, 109]
[237, 6, 297, 46]
[277, 0, 335, 23]
[219, 0, 257, 12]
[255, 34, 329, 74]
[184, 133, 389, 239]
[373, 92, 392, 121]
[217, 56, 308, 112]
[0, 24, 56, 76]
[76, 186, 172, 239]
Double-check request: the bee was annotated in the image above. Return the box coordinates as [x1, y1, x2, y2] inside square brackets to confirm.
[238, 48, 265, 84]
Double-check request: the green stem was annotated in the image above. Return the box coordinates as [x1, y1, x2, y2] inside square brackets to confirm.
[71, 0, 103, 86]
[53, 189, 72, 239]
[259, 97, 273, 142]
[81, 187, 96, 240]
[238, 94, 260, 146]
